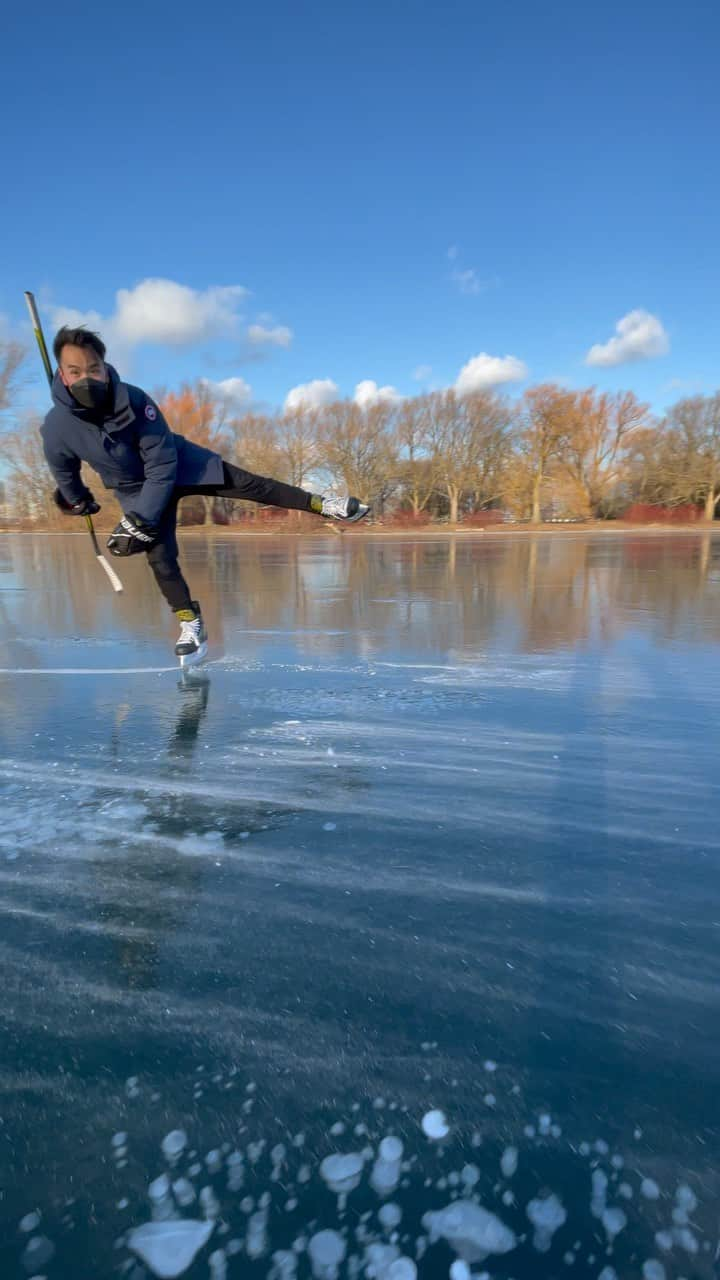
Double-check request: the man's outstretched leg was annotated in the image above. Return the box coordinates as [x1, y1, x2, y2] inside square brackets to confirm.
[215, 463, 370, 524]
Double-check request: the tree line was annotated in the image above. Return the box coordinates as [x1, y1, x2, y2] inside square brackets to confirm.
[1, 342, 719, 526]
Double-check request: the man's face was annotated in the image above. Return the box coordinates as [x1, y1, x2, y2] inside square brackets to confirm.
[58, 343, 107, 390]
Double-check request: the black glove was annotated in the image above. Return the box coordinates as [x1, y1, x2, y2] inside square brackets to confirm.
[107, 512, 159, 557]
[53, 488, 101, 516]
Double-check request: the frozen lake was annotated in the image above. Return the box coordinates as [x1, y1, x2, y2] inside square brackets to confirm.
[0, 530, 719, 1279]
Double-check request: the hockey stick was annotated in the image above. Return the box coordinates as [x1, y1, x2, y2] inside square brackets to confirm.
[24, 291, 123, 593]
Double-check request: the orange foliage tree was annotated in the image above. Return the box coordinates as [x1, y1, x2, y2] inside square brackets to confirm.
[155, 380, 232, 455]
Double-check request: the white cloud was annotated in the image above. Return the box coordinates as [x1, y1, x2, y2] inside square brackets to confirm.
[585, 309, 669, 367]
[114, 279, 247, 345]
[447, 245, 459, 261]
[247, 323, 293, 349]
[284, 378, 339, 412]
[48, 305, 105, 335]
[49, 279, 248, 351]
[353, 379, 402, 408]
[452, 268, 483, 295]
[413, 364, 432, 382]
[201, 376, 253, 408]
[455, 353, 528, 396]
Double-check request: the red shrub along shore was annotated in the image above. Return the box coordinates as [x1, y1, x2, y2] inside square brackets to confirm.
[380, 510, 433, 529]
[624, 503, 704, 524]
[459, 510, 505, 528]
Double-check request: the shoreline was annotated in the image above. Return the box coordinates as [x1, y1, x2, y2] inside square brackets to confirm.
[2, 521, 718, 540]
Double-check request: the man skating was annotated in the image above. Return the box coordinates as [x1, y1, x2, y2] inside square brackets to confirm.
[41, 326, 370, 664]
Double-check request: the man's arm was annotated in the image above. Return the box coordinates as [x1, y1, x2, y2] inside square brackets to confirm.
[41, 428, 93, 507]
[130, 399, 178, 525]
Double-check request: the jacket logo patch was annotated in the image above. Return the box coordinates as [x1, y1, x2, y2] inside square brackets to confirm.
[145, 404, 157, 421]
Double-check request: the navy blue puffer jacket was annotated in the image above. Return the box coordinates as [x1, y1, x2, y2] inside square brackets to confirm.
[41, 365, 224, 524]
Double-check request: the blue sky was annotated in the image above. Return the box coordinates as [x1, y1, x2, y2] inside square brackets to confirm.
[2, 0, 719, 417]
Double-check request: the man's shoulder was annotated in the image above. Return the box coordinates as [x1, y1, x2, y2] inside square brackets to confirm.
[41, 404, 70, 438]
[124, 382, 164, 423]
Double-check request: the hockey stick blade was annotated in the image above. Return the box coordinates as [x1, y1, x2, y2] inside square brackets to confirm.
[97, 554, 123, 593]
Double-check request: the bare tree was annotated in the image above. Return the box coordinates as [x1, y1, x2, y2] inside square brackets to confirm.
[464, 392, 513, 511]
[423, 390, 508, 523]
[0, 341, 26, 416]
[660, 394, 720, 520]
[317, 400, 398, 505]
[563, 389, 650, 516]
[275, 407, 321, 489]
[0, 415, 58, 523]
[393, 396, 436, 516]
[515, 384, 574, 523]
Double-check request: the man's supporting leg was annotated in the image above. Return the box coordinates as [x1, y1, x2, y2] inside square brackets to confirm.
[145, 500, 207, 663]
[146, 502, 193, 610]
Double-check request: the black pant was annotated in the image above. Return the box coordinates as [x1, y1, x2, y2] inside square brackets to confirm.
[146, 461, 314, 611]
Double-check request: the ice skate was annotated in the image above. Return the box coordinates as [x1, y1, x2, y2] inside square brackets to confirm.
[320, 495, 370, 523]
[174, 601, 208, 668]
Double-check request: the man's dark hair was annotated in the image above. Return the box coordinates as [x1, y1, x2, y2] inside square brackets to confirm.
[53, 325, 107, 364]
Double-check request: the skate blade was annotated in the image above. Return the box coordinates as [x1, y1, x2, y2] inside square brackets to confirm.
[179, 643, 208, 669]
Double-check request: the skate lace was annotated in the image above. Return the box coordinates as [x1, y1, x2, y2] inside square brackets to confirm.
[179, 617, 201, 644]
[322, 496, 347, 518]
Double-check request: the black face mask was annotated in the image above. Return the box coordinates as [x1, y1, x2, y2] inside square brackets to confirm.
[70, 378, 109, 411]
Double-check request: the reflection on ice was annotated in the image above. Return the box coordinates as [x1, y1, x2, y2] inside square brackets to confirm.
[2, 533, 720, 1275]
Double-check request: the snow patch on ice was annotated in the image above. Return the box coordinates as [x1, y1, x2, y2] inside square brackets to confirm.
[421, 1110, 449, 1140]
[421, 1202, 516, 1263]
[127, 1219, 214, 1278]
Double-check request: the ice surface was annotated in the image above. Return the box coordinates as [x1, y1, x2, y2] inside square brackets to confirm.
[127, 1219, 214, 1278]
[386, 1259, 416, 1280]
[421, 1202, 517, 1263]
[172, 1179, 196, 1208]
[3, 536, 720, 1274]
[161, 1130, 187, 1162]
[449, 1262, 471, 1280]
[370, 1155, 401, 1197]
[527, 1193, 567, 1252]
[675, 1184, 697, 1212]
[364, 1241, 400, 1277]
[378, 1203, 402, 1230]
[21, 1235, 55, 1269]
[601, 1207, 627, 1240]
[673, 1226, 699, 1253]
[590, 1168, 608, 1218]
[320, 1152, 364, 1193]
[148, 1175, 174, 1222]
[640, 1178, 661, 1201]
[308, 1229, 346, 1279]
[642, 1262, 666, 1280]
[421, 1110, 449, 1139]
[209, 1249, 227, 1280]
[246, 1208, 269, 1259]
[199, 1186, 220, 1220]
